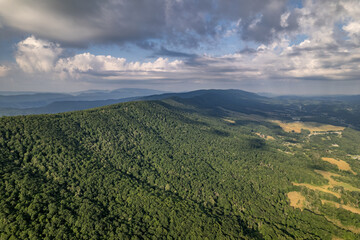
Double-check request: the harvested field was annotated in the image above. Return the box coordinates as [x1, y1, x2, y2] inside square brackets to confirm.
[315, 170, 360, 192]
[292, 182, 341, 198]
[272, 120, 345, 134]
[321, 200, 360, 215]
[331, 237, 344, 240]
[293, 169, 360, 199]
[325, 216, 360, 234]
[223, 119, 235, 124]
[287, 191, 306, 210]
[321, 157, 356, 175]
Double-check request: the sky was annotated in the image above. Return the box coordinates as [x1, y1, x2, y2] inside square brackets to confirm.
[0, 0, 360, 95]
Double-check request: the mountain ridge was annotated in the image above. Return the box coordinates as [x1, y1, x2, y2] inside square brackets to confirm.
[1, 90, 360, 238]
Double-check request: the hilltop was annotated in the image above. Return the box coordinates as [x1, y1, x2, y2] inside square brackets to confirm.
[1, 90, 360, 239]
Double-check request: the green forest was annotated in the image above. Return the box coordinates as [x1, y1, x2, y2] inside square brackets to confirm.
[1, 92, 360, 239]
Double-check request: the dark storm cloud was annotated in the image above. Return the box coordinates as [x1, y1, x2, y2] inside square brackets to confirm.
[0, 0, 166, 47]
[0, 0, 300, 47]
[240, 1, 300, 43]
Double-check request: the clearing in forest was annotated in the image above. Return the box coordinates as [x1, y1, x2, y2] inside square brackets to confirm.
[292, 182, 341, 198]
[272, 120, 345, 133]
[287, 191, 306, 210]
[223, 119, 236, 124]
[292, 170, 360, 200]
[331, 237, 344, 240]
[314, 170, 360, 192]
[255, 132, 275, 140]
[321, 157, 357, 175]
[321, 200, 360, 215]
[325, 216, 360, 234]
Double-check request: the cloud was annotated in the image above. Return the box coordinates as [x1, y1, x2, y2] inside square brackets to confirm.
[55, 53, 183, 78]
[12, 25, 360, 87]
[152, 47, 197, 58]
[240, 0, 300, 43]
[14, 36, 184, 80]
[3, 1, 360, 94]
[0, 0, 166, 46]
[0, 65, 9, 77]
[15, 36, 62, 73]
[0, 0, 300, 46]
[343, 21, 360, 44]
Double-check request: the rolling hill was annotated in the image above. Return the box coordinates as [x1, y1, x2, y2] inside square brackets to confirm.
[1, 90, 360, 239]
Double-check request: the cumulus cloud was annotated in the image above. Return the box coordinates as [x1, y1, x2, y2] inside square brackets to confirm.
[14, 36, 184, 80]
[15, 36, 62, 73]
[343, 22, 360, 44]
[55, 54, 183, 79]
[187, 0, 360, 84]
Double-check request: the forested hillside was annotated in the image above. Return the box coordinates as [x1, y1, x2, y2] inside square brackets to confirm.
[1, 91, 360, 239]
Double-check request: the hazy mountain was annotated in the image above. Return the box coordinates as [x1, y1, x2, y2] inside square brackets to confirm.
[0, 88, 166, 116]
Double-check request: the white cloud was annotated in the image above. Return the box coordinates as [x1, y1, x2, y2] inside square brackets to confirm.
[280, 12, 290, 28]
[0, 65, 9, 77]
[343, 22, 360, 35]
[248, 14, 263, 30]
[343, 21, 360, 44]
[14, 36, 184, 80]
[55, 53, 183, 78]
[15, 36, 62, 73]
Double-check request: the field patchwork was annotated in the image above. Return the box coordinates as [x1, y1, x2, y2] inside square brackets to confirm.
[315, 170, 360, 192]
[292, 182, 341, 198]
[321, 157, 357, 175]
[287, 191, 306, 210]
[321, 200, 360, 215]
[272, 120, 345, 134]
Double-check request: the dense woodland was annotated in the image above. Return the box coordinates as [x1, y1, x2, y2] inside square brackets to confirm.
[1, 91, 360, 239]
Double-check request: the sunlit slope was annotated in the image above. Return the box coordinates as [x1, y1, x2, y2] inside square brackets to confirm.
[1, 92, 360, 239]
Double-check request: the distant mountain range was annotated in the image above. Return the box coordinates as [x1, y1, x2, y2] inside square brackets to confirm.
[2, 88, 360, 131]
[0, 88, 166, 116]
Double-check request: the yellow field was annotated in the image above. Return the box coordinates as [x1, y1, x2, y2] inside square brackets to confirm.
[321, 200, 360, 215]
[292, 182, 341, 198]
[292, 169, 360, 200]
[325, 216, 360, 234]
[321, 157, 357, 175]
[315, 170, 360, 192]
[332, 237, 344, 240]
[223, 119, 236, 124]
[272, 120, 345, 133]
[287, 191, 306, 210]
